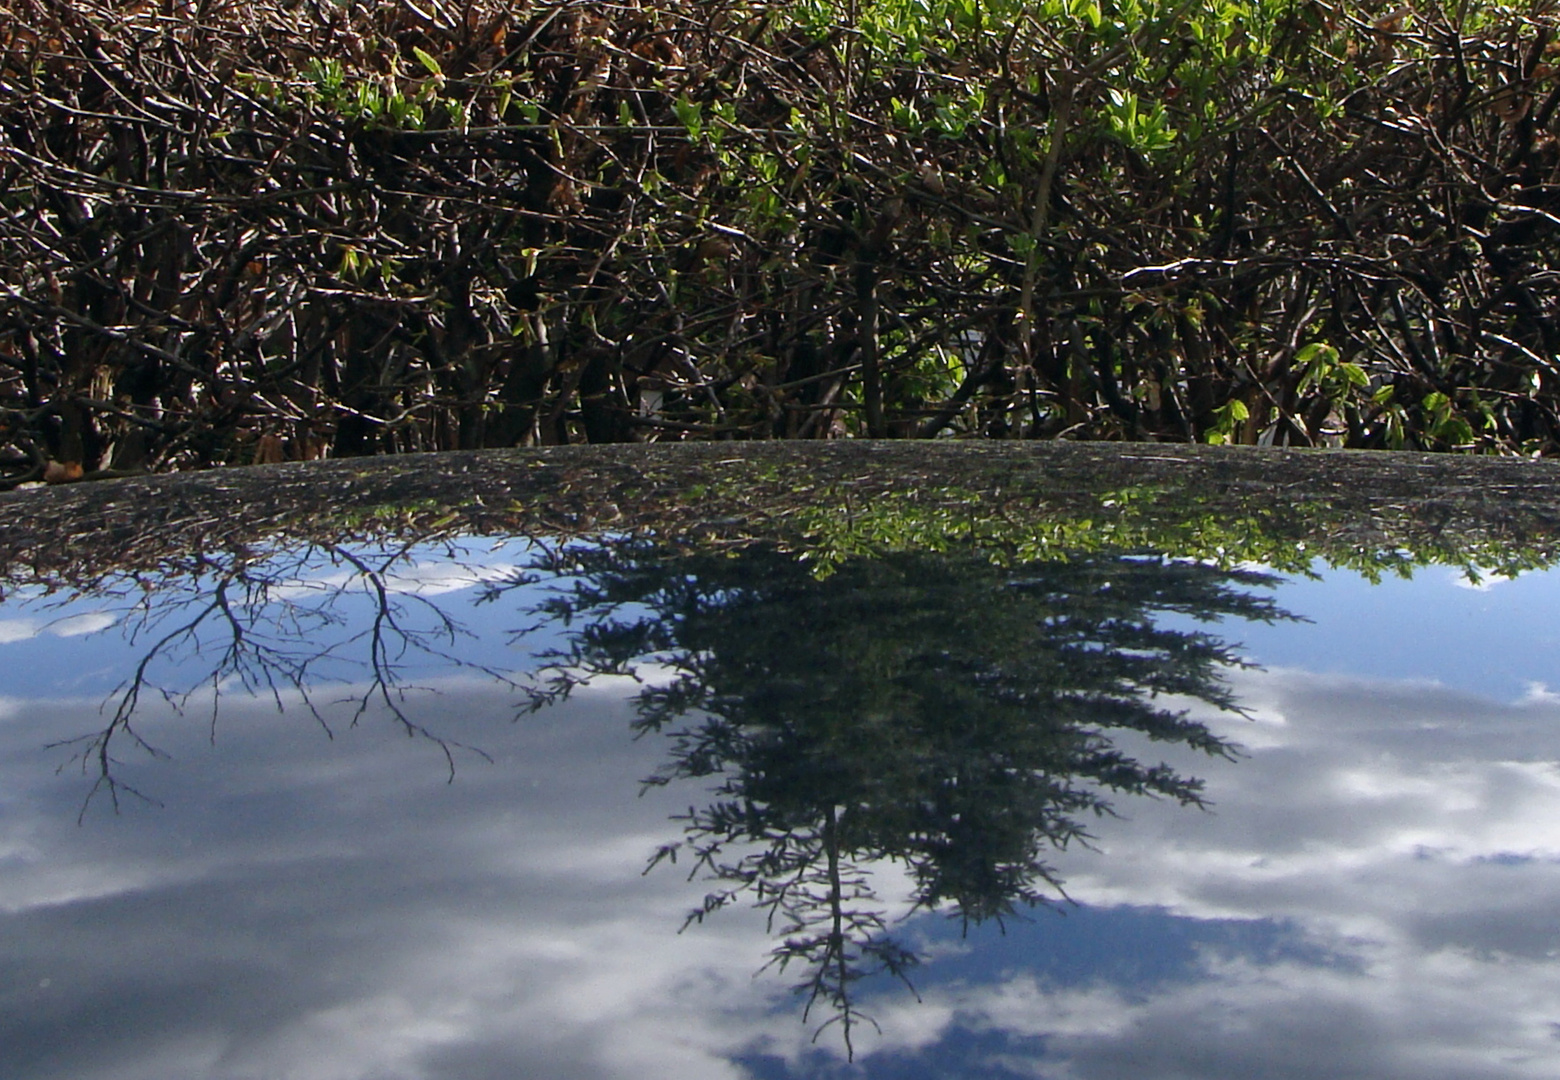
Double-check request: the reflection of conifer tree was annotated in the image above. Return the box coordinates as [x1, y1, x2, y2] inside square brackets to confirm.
[514, 542, 1294, 1055]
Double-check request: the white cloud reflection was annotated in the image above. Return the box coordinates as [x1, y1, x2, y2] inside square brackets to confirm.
[0, 678, 816, 1080]
[6, 655, 1560, 1078]
[0, 610, 117, 645]
[881, 667, 1560, 1079]
[267, 559, 525, 603]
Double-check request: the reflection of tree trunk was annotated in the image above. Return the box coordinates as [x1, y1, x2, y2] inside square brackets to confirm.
[810, 802, 862, 1058]
[824, 806, 851, 1035]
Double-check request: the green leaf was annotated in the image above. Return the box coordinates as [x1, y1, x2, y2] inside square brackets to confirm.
[1337, 362, 1368, 388]
[1439, 418, 1475, 446]
[1294, 342, 1338, 367]
[673, 95, 704, 139]
[413, 46, 443, 78]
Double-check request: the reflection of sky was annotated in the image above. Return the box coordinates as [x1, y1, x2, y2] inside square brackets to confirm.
[5, 547, 1560, 1077]
[1206, 562, 1560, 700]
[2, 680, 802, 1080]
[730, 657, 1560, 1077]
[0, 540, 573, 698]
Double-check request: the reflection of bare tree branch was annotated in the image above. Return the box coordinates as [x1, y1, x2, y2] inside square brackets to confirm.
[50, 540, 525, 817]
[325, 544, 502, 780]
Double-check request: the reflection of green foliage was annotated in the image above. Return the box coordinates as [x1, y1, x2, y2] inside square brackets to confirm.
[792, 484, 1327, 577]
[793, 485, 1306, 573]
[514, 539, 1293, 1055]
[784, 481, 1560, 585]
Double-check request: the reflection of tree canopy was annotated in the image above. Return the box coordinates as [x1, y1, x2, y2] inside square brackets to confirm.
[510, 541, 1294, 1054]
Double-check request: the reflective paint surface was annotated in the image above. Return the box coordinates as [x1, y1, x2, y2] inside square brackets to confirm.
[3, 531, 1560, 1080]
